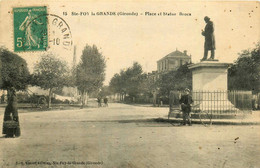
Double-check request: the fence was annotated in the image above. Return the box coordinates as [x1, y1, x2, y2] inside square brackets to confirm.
[169, 90, 252, 114]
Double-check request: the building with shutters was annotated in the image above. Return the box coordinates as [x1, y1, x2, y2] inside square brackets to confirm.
[157, 49, 191, 73]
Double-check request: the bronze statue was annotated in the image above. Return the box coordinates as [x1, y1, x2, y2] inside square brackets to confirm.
[201, 16, 216, 61]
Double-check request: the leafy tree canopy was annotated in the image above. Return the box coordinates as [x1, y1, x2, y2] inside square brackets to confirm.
[0, 47, 30, 90]
[109, 73, 123, 94]
[228, 43, 260, 93]
[76, 44, 106, 95]
[109, 62, 145, 98]
[158, 63, 192, 96]
[31, 53, 70, 108]
[31, 53, 70, 89]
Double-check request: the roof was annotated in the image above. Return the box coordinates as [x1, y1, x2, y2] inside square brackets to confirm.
[157, 49, 191, 62]
[166, 49, 187, 57]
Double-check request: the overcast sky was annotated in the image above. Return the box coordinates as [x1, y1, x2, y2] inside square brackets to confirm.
[1, 0, 259, 85]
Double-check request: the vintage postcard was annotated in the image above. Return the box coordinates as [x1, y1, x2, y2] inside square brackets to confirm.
[0, 0, 259, 167]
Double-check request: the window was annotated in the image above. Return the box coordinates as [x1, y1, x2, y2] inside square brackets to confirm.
[162, 62, 163, 70]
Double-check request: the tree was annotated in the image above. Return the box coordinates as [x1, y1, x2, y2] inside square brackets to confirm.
[158, 70, 177, 97]
[124, 62, 144, 98]
[76, 44, 106, 108]
[31, 53, 70, 108]
[228, 43, 260, 93]
[109, 73, 122, 94]
[109, 62, 145, 102]
[158, 63, 192, 96]
[0, 48, 30, 91]
[109, 73, 125, 101]
[174, 63, 192, 91]
[140, 72, 161, 106]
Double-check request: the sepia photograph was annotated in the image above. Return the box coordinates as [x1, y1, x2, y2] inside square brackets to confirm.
[0, 0, 259, 167]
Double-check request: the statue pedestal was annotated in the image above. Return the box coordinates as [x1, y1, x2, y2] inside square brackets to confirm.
[188, 61, 231, 91]
[188, 61, 236, 112]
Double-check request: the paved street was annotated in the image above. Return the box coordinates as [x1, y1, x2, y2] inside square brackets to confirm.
[0, 103, 259, 168]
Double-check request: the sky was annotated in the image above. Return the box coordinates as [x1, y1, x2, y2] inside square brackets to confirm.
[0, 0, 259, 85]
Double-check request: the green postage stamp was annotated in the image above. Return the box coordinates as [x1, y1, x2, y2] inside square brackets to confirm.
[13, 6, 48, 52]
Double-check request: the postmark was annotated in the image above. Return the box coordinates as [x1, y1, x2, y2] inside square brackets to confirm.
[13, 6, 73, 52]
[47, 14, 73, 51]
[13, 6, 48, 52]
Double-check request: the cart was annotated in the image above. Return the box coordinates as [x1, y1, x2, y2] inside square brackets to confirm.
[26, 89, 47, 109]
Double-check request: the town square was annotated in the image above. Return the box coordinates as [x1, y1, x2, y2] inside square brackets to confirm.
[0, 1, 260, 168]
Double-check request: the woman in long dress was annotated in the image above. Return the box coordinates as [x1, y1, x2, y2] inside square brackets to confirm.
[2, 88, 21, 138]
[19, 9, 43, 49]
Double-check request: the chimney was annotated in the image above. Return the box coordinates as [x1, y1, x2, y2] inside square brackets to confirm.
[183, 50, 187, 55]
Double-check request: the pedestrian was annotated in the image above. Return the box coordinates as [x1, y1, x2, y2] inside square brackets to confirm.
[104, 97, 108, 107]
[2, 87, 21, 138]
[179, 88, 193, 126]
[97, 97, 102, 107]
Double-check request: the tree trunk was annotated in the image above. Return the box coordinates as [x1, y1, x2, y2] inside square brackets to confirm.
[153, 91, 157, 107]
[48, 88, 53, 108]
[81, 90, 86, 108]
[85, 92, 88, 105]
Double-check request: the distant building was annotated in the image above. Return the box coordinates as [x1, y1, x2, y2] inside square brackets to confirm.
[145, 48, 192, 105]
[157, 49, 191, 73]
[147, 48, 192, 88]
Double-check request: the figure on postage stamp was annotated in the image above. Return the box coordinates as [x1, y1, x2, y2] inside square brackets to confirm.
[19, 9, 43, 49]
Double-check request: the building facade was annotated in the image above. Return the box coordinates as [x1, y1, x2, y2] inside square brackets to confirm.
[157, 49, 191, 73]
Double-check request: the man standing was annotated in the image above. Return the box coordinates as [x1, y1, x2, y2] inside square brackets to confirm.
[179, 88, 193, 126]
[97, 97, 102, 107]
[201, 16, 216, 61]
[104, 97, 108, 107]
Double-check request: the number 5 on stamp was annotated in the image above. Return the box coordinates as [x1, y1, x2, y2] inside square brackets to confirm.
[13, 6, 48, 52]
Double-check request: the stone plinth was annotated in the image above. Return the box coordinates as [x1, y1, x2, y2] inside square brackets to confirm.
[188, 61, 231, 91]
[188, 61, 236, 112]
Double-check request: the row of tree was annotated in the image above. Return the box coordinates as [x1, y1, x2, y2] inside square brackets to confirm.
[0, 44, 106, 109]
[109, 61, 192, 103]
[109, 62, 146, 100]
[109, 43, 259, 103]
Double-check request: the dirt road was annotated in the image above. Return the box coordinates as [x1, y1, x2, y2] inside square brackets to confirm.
[0, 103, 259, 168]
